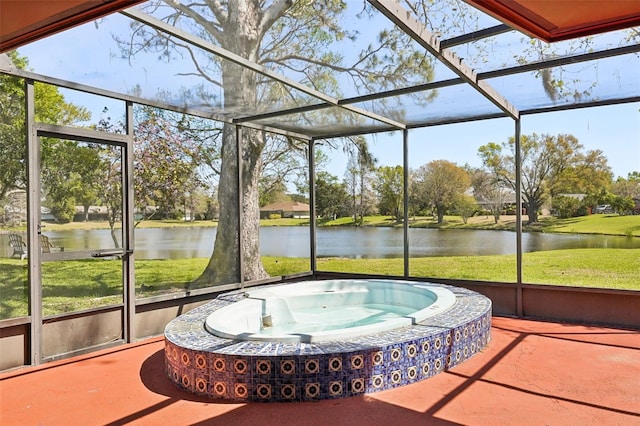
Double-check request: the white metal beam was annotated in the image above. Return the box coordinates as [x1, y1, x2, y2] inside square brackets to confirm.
[368, 0, 520, 120]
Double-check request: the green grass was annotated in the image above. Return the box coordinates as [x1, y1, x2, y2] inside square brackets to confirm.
[1, 248, 638, 320]
[316, 249, 639, 288]
[541, 214, 640, 236]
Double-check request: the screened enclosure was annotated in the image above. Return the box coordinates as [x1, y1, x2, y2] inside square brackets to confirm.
[0, 0, 638, 369]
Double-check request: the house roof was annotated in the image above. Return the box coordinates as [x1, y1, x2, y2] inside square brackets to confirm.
[260, 201, 310, 212]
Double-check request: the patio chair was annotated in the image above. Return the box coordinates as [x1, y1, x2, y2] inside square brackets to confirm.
[40, 234, 64, 253]
[8, 233, 27, 260]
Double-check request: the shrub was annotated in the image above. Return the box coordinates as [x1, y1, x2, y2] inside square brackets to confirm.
[50, 198, 76, 223]
[552, 196, 581, 219]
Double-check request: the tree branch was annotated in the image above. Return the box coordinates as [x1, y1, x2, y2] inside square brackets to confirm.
[172, 39, 223, 87]
[204, 0, 228, 23]
[259, 0, 294, 37]
[164, 0, 223, 41]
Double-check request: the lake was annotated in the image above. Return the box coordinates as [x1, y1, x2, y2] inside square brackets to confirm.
[3, 226, 637, 259]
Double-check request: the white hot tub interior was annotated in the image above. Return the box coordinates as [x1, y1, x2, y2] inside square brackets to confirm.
[205, 279, 456, 343]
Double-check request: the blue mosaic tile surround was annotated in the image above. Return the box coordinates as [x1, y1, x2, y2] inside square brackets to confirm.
[164, 281, 491, 402]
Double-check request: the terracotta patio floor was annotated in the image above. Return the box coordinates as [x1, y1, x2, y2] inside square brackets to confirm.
[1, 317, 639, 426]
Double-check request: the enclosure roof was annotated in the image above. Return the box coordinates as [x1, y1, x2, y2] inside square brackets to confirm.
[4, 0, 639, 51]
[1, 1, 639, 140]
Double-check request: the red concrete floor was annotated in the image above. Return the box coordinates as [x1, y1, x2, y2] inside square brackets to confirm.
[1, 317, 639, 426]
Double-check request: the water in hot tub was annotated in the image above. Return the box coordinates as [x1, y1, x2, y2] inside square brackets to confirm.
[259, 303, 415, 335]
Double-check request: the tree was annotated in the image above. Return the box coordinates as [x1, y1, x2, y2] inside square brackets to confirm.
[345, 136, 377, 224]
[412, 160, 471, 224]
[74, 146, 107, 222]
[612, 172, 640, 199]
[120, 1, 438, 285]
[95, 106, 204, 245]
[259, 180, 289, 207]
[467, 166, 507, 224]
[583, 189, 634, 215]
[610, 195, 634, 215]
[344, 161, 359, 224]
[375, 165, 404, 223]
[258, 135, 307, 207]
[0, 52, 93, 225]
[0, 51, 90, 203]
[102, 147, 124, 247]
[551, 195, 584, 218]
[456, 195, 478, 224]
[133, 107, 203, 220]
[0, 54, 27, 202]
[41, 140, 104, 223]
[478, 133, 612, 224]
[315, 171, 349, 220]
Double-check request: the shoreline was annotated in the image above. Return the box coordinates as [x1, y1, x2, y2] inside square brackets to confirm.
[2, 213, 638, 237]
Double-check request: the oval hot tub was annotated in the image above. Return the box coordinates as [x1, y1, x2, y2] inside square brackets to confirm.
[205, 279, 456, 343]
[165, 279, 492, 402]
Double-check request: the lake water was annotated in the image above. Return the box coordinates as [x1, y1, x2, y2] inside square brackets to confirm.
[3, 226, 637, 259]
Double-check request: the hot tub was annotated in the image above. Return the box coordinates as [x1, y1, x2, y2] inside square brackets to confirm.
[205, 279, 456, 342]
[164, 279, 492, 402]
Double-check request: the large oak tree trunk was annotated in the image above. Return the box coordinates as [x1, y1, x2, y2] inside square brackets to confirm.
[194, 2, 268, 285]
[195, 123, 267, 284]
[525, 200, 541, 224]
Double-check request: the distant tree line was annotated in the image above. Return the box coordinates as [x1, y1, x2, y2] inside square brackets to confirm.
[312, 135, 639, 224]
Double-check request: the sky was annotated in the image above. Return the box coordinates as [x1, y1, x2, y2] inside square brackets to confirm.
[324, 103, 640, 180]
[16, 7, 640, 181]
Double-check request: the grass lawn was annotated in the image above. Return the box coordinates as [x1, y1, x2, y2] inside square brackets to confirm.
[541, 214, 640, 236]
[1, 248, 638, 319]
[2, 213, 637, 319]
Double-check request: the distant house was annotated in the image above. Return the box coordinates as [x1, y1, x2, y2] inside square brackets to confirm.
[260, 201, 310, 219]
[556, 193, 587, 201]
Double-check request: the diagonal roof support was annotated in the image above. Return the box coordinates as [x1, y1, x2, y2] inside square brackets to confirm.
[368, 0, 520, 120]
[121, 8, 407, 131]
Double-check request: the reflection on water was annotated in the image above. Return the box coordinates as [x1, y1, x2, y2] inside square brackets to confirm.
[1, 226, 638, 259]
